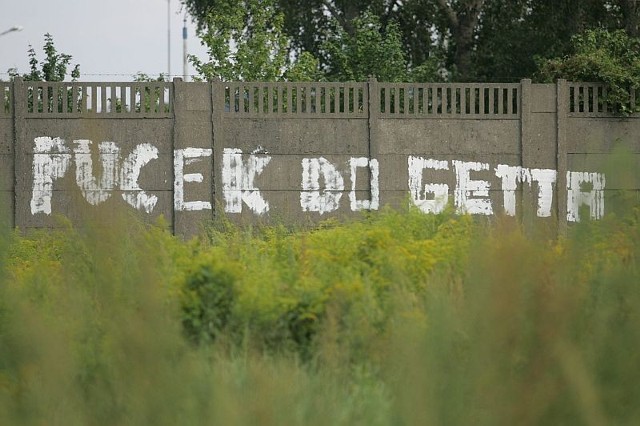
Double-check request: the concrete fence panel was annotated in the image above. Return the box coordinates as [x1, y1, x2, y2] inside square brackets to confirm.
[212, 81, 371, 224]
[12, 80, 174, 230]
[0, 78, 635, 236]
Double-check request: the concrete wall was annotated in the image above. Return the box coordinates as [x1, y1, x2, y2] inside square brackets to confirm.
[0, 78, 637, 236]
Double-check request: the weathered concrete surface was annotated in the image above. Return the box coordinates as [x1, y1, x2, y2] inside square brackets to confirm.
[1, 78, 638, 235]
[220, 118, 369, 155]
[376, 119, 520, 155]
[173, 80, 214, 236]
[567, 118, 640, 153]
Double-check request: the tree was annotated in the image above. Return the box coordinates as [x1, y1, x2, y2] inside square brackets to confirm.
[15, 33, 80, 81]
[182, 0, 480, 81]
[536, 28, 640, 114]
[433, 0, 486, 81]
[320, 12, 407, 81]
[4, 33, 81, 113]
[183, 0, 640, 83]
[183, 0, 443, 81]
[470, 0, 531, 81]
[189, 0, 321, 81]
[620, 0, 640, 36]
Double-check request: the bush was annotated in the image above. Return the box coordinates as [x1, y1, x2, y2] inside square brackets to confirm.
[536, 28, 640, 114]
[1, 201, 639, 424]
[181, 260, 237, 345]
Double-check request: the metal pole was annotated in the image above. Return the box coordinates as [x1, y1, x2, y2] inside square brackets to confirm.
[183, 15, 188, 81]
[167, 0, 171, 79]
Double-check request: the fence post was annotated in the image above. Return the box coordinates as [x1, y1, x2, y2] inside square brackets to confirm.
[367, 76, 379, 204]
[12, 77, 25, 229]
[210, 78, 224, 221]
[172, 77, 216, 237]
[556, 79, 568, 235]
[519, 79, 532, 224]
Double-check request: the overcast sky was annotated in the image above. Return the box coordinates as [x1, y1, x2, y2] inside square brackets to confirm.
[0, 0, 209, 81]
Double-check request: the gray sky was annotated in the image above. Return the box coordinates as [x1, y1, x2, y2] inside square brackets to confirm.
[0, 0, 209, 81]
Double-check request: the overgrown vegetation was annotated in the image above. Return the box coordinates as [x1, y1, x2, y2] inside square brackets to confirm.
[184, 1, 640, 113]
[184, 0, 640, 83]
[3, 33, 81, 114]
[8, 33, 80, 82]
[537, 28, 640, 114]
[1, 200, 639, 424]
[190, 0, 303, 81]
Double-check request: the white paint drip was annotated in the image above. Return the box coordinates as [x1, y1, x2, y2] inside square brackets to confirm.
[408, 156, 449, 214]
[349, 157, 379, 211]
[300, 157, 345, 214]
[567, 171, 606, 222]
[222, 148, 271, 215]
[74, 140, 120, 205]
[119, 143, 159, 214]
[174, 148, 212, 211]
[30, 137, 72, 215]
[453, 160, 493, 215]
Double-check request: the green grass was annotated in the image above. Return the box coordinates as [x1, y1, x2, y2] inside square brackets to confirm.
[0, 205, 639, 425]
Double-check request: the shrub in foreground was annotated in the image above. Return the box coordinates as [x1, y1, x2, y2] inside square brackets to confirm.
[0, 206, 638, 424]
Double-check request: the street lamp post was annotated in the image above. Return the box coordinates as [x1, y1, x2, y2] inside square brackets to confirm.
[167, 0, 171, 79]
[0, 25, 23, 37]
[183, 14, 188, 81]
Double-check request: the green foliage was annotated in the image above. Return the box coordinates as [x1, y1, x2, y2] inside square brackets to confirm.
[181, 257, 237, 345]
[321, 12, 408, 82]
[187, 208, 473, 359]
[537, 28, 640, 114]
[5, 33, 81, 113]
[185, 0, 640, 83]
[20, 33, 80, 82]
[130, 72, 170, 113]
[133, 72, 167, 82]
[1, 193, 640, 423]
[0, 216, 198, 424]
[190, 0, 321, 81]
[473, 0, 616, 82]
[183, 0, 449, 82]
[283, 51, 325, 82]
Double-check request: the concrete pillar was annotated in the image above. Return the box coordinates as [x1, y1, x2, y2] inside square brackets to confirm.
[518, 79, 561, 235]
[172, 77, 215, 237]
[12, 77, 27, 229]
[519, 79, 532, 223]
[556, 79, 568, 234]
[367, 76, 379, 202]
[210, 79, 224, 221]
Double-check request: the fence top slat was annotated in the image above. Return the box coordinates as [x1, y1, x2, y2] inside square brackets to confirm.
[220, 81, 367, 89]
[376, 82, 520, 89]
[8, 79, 640, 118]
[1, 83, 11, 116]
[568, 82, 605, 86]
[19, 81, 173, 117]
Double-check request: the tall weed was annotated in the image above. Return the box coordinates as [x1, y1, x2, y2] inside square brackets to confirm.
[0, 203, 638, 424]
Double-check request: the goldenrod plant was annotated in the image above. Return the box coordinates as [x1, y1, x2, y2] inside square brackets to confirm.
[0, 200, 639, 424]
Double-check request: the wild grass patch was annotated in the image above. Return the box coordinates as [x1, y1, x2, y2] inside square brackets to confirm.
[1, 205, 639, 424]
